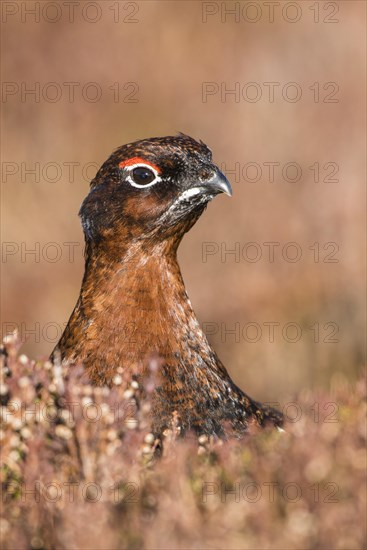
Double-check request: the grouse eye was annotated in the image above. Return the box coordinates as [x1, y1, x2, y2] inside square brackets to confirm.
[119, 158, 161, 188]
[131, 166, 156, 186]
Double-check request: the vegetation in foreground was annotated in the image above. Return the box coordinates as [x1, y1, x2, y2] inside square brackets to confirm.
[0, 336, 366, 550]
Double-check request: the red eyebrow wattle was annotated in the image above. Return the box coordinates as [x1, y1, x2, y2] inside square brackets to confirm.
[118, 157, 161, 173]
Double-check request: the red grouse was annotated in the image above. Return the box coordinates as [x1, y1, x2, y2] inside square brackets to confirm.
[53, 135, 283, 437]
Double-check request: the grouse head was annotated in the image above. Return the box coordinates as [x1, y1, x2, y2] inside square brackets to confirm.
[80, 134, 232, 251]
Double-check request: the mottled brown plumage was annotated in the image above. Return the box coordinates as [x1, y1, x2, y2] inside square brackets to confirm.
[53, 135, 283, 437]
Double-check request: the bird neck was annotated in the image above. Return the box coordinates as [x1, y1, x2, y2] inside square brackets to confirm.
[82, 239, 186, 310]
[61, 239, 208, 384]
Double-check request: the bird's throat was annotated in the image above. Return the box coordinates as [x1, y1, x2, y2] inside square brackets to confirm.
[56, 243, 208, 385]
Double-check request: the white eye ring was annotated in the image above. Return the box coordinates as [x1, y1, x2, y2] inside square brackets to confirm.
[124, 163, 162, 188]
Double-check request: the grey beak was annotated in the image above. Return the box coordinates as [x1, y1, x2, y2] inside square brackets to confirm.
[205, 169, 232, 197]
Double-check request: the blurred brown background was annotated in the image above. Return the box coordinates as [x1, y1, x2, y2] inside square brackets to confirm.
[1, 1, 365, 402]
